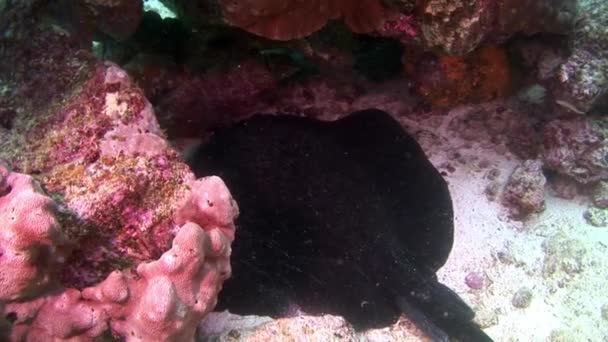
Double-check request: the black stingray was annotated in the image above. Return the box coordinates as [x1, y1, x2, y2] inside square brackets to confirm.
[188, 109, 492, 341]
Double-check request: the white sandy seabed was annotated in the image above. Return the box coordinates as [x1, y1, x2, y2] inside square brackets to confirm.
[401, 99, 608, 341]
[199, 98, 608, 341]
[427, 117, 608, 341]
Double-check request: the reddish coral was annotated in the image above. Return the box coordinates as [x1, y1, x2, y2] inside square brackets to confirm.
[337, 0, 386, 34]
[219, 0, 386, 40]
[411, 46, 513, 108]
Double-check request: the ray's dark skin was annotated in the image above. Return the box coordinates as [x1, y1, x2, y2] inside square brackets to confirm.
[188, 109, 492, 341]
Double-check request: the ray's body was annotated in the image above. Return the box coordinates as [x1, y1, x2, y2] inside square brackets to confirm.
[188, 109, 491, 341]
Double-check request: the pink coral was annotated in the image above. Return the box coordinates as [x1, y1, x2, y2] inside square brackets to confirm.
[3, 176, 237, 341]
[0, 161, 69, 301]
[175, 176, 239, 241]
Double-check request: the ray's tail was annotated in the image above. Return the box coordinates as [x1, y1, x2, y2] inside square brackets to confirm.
[395, 279, 493, 342]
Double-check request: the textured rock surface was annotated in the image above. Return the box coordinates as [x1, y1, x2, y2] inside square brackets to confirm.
[583, 207, 608, 227]
[502, 160, 547, 218]
[0, 22, 197, 287]
[0, 159, 237, 341]
[542, 116, 608, 184]
[418, 0, 576, 55]
[591, 180, 608, 208]
[550, 0, 608, 113]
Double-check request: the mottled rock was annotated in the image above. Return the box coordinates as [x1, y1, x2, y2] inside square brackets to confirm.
[511, 287, 533, 308]
[583, 207, 608, 227]
[542, 116, 608, 184]
[550, 0, 608, 113]
[591, 180, 608, 208]
[419, 0, 575, 55]
[549, 175, 580, 200]
[474, 307, 499, 329]
[0, 22, 192, 284]
[542, 232, 587, 282]
[502, 160, 546, 218]
[5, 211, 236, 341]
